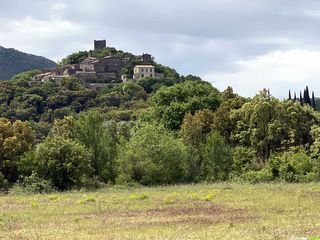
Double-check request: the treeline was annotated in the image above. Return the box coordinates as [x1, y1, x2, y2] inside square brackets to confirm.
[289, 86, 316, 109]
[1, 75, 320, 193]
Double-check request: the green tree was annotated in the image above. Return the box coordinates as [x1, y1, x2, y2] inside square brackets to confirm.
[231, 90, 317, 160]
[212, 88, 247, 142]
[151, 81, 222, 130]
[0, 118, 35, 182]
[31, 136, 92, 190]
[231, 146, 259, 176]
[180, 109, 215, 181]
[122, 81, 148, 101]
[200, 131, 233, 182]
[51, 116, 75, 139]
[116, 123, 188, 185]
[267, 147, 316, 182]
[74, 110, 117, 182]
[180, 109, 215, 148]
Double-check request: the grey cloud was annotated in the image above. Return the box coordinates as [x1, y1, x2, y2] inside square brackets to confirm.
[1, 0, 320, 96]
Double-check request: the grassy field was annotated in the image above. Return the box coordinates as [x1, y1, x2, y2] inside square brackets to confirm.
[0, 183, 320, 240]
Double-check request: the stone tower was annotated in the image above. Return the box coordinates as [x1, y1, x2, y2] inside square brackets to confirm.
[94, 40, 106, 50]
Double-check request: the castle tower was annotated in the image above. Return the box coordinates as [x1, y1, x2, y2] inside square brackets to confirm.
[94, 40, 106, 50]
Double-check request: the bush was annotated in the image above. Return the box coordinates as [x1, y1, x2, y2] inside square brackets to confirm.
[232, 146, 260, 176]
[267, 148, 317, 182]
[116, 123, 188, 185]
[0, 172, 9, 192]
[20, 172, 55, 194]
[200, 131, 233, 182]
[239, 168, 273, 183]
[74, 110, 117, 183]
[31, 136, 93, 190]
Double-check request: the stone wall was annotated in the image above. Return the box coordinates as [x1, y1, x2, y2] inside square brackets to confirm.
[94, 40, 106, 50]
[104, 56, 125, 74]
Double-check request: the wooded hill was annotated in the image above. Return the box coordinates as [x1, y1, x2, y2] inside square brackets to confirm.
[0, 46, 57, 80]
[1, 46, 320, 192]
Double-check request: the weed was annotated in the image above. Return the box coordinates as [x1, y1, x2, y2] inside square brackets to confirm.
[129, 193, 148, 200]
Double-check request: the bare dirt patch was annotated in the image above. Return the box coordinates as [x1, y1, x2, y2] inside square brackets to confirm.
[82, 202, 257, 228]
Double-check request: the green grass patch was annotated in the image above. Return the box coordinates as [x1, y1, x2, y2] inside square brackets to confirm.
[0, 183, 320, 239]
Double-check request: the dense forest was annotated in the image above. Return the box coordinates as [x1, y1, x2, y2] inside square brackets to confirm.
[1, 48, 320, 193]
[0, 46, 57, 80]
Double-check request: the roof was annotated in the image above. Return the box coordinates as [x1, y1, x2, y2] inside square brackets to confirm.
[81, 57, 98, 64]
[35, 72, 52, 77]
[134, 65, 155, 68]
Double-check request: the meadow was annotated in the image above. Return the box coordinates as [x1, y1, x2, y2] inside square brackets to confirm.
[0, 183, 320, 240]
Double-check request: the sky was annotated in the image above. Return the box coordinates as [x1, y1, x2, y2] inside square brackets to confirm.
[1, 0, 320, 98]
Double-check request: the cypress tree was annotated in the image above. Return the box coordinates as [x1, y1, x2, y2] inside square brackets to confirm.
[312, 91, 316, 110]
[305, 86, 311, 106]
[294, 92, 297, 101]
[300, 91, 303, 105]
[289, 90, 292, 100]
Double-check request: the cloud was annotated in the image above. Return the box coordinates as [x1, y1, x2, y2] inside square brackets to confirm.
[0, 16, 88, 60]
[204, 49, 320, 97]
[2, 0, 320, 97]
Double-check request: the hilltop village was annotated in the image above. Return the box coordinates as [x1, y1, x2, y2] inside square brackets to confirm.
[31, 40, 163, 90]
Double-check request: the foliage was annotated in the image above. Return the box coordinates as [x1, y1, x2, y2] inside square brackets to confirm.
[31, 136, 93, 190]
[200, 131, 233, 182]
[0, 46, 56, 80]
[151, 80, 222, 130]
[212, 87, 247, 142]
[137, 77, 181, 94]
[116, 123, 188, 185]
[231, 90, 318, 159]
[0, 77, 96, 122]
[59, 51, 88, 65]
[180, 109, 216, 181]
[51, 116, 75, 139]
[0, 171, 9, 191]
[122, 81, 148, 101]
[74, 110, 117, 182]
[3, 46, 320, 188]
[19, 172, 55, 194]
[0, 118, 35, 182]
[180, 109, 215, 148]
[232, 146, 259, 176]
[267, 148, 320, 182]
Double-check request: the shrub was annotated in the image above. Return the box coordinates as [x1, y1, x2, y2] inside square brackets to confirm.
[116, 123, 188, 185]
[232, 146, 260, 176]
[0, 118, 35, 182]
[239, 168, 273, 183]
[74, 110, 117, 183]
[0, 172, 9, 192]
[31, 136, 93, 190]
[267, 148, 316, 182]
[200, 131, 233, 182]
[20, 172, 55, 194]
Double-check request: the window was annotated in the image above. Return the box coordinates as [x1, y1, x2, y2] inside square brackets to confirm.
[150, 74, 153, 78]
[150, 68, 153, 72]
[146, 68, 149, 73]
[141, 68, 144, 72]
[141, 74, 144, 78]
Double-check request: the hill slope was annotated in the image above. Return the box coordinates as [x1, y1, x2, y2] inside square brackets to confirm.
[0, 46, 57, 80]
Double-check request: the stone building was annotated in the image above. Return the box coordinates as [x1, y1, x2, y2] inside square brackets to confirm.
[31, 40, 160, 89]
[79, 57, 97, 72]
[133, 65, 155, 80]
[94, 40, 106, 50]
[136, 53, 154, 62]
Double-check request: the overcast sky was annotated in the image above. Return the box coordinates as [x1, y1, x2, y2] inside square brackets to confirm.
[1, 0, 320, 97]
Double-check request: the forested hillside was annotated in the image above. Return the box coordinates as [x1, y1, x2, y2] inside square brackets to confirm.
[1, 47, 320, 193]
[0, 46, 57, 80]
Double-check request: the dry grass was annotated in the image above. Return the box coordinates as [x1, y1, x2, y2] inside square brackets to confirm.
[0, 183, 320, 239]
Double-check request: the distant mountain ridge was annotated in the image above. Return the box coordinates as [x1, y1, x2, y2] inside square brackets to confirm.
[0, 46, 57, 80]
